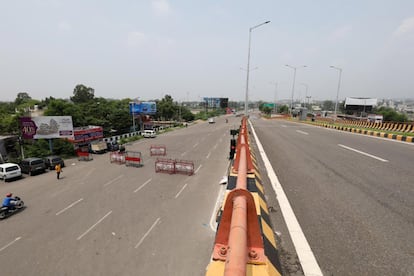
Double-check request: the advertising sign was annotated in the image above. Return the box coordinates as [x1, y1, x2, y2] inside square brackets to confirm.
[129, 102, 157, 115]
[203, 97, 221, 108]
[20, 116, 73, 139]
[68, 126, 104, 144]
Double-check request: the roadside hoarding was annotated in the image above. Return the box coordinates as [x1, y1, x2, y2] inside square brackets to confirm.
[129, 102, 157, 115]
[20, 116, 73, 139]
[67, 126, 104, 144]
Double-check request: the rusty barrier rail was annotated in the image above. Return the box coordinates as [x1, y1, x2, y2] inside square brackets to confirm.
[206, 116, 281, 276]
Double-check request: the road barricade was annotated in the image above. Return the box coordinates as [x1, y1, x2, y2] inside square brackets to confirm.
[77, 147, 93, 161]
[155, 158, 175, 174]
[174, 159, 194, 175]
[109, 151, 125, 164]
[150, 144, 167, 156]
[125, 151, 143, 167]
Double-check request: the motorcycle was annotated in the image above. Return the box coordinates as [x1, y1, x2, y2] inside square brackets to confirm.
[0, 196, 25, 219]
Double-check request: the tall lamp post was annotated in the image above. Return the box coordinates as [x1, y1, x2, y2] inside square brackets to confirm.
[285, 65, 307, 115]
[330, 66, 342, 119]
[244, 20, 271, 116]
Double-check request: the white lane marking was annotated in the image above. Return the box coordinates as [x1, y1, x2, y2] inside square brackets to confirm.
[181, 151, 187, 156]
[281, 125, 287, 127]
[296, 130, 309, 135]
[134, 178, 152, 193]
[56, 198, 84, 216]
[213, 144, 218, 150]
[195, 165, 202, 174]
[135, 217, 161, 249]
[175, 183, 188, 199]
[338, 144, 389, 162]
[76, 211, 113, 241]
[193, 142, 199, 148]
[209, 172, 228, 232]
[0, 237, 22, 252]
[206, 151, 211, 159]
[249, 120, 323, 276]
[104, 175, 124, 187]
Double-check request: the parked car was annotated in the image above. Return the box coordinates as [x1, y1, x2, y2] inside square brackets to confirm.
[20, 157, 46, 175]
[44, 156, 65, 170]
[0, 163, 22, 182]
[208, 117, 215, 124]
[142, 129, 156, 138]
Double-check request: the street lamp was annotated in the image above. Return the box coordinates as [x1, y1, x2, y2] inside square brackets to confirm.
[330, 65, 342, 119]
[285, 64, 307, 115]
[244, 20, 271, 116]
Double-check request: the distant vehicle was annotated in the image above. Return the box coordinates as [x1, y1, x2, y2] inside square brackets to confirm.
[20, 157, 46, 176]
[106, 141, 120, 152]
[90, 141, 107, 154]
[208, 118, 215, 124]
[0, 163, 22, 182]
[142, 129, 156, 138]
[43, 156, 65, 170]
[367, 114, 383, 123]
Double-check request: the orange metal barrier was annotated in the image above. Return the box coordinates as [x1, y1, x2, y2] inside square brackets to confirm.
[207, 117, 270, 276]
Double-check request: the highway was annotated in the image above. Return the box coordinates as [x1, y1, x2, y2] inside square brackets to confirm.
[1, 114, 413, 275]
[249, 115, 414, 275]
[0, 118, 234, 275]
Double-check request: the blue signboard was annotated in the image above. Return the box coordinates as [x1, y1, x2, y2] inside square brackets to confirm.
[203, 97, 221, 108]
[129, 102, 157, 115]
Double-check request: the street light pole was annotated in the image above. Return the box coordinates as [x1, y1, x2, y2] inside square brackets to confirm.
[330, 66, 342, 119]
[286, 65, 307, 115]
[244, 20, 270, 116]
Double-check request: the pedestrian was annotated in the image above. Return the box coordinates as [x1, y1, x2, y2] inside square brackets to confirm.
[55, 163, 62, 179]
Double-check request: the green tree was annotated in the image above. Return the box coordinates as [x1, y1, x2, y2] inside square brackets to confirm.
[155, 95, 176, 120]
[70, 84, 95, 104]
[376, 107, 408, 122]
[322, 100, 335, 111]
[278, 105, 289, 114]
[14, 92, 31, 106]
[262, 106, 272, 115]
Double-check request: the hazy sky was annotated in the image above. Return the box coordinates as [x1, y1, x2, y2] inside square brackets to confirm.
[1, 0, 413, 103]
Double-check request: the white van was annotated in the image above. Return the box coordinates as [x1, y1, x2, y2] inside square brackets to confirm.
[142, 130, 156, 138]
[0, 163, 22, 182]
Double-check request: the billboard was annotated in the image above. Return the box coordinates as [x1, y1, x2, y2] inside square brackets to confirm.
[20, 116, 74, 139]
[67, 126, 104, 144]
[129, 102, 157, 115]
[203, 97, 228, 108]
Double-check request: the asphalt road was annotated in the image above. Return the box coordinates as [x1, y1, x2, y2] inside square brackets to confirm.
[249, 116, 414, 275]
[0, 117, 235, 276]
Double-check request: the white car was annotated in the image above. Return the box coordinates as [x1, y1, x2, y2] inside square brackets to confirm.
[142, 130, 156, 138]
[0, 163, 22, 182]
[208, 118, 215, 124]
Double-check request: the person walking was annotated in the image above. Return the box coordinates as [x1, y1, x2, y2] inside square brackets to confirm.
[55, 163, 62, 179]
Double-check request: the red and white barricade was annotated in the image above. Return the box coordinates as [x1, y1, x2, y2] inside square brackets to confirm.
[155, 158, 175, 174]
[77, 147, 93, 161]
[174, 159, 194, 176]
[150, 145, 167, 156]
[125, 151, 143, 167]
[109, 151, 125, 164]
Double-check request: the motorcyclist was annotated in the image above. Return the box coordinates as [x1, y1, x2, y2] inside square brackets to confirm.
[2, 193, 16, 210]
